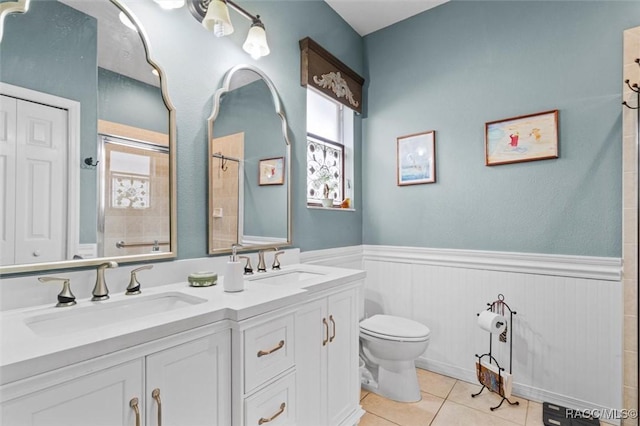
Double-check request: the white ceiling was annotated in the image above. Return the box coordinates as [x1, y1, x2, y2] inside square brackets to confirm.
[324, 0, 449, 36]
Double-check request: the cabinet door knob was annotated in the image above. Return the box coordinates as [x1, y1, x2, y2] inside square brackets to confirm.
[152, 388, 162, 426]
[329, 315, 336, 343]
[258, 402, 286, 424]
[129, 397, 140, 426]
[322, 318, 329, 346]
[257, 340, 285, 357]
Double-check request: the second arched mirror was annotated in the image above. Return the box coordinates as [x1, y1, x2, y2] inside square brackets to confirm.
[208, 65, 291, 254]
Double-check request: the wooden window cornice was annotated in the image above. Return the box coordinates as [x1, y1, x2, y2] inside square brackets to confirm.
[299, 37, 365, 114]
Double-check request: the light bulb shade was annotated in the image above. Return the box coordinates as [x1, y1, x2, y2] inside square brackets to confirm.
[242, 24, 270, 59]
[202, 0, 234, 36]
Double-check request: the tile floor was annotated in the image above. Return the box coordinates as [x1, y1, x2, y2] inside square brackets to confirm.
[359, 369, 613, 426]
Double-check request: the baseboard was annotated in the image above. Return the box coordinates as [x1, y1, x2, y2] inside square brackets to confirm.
[415, 356, 622, 426]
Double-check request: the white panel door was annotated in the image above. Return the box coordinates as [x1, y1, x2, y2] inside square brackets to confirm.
[294, 298, 328, 426]
[1, 359, 144, 426]
[14, 98, 67, 264]
[326, 289, 358, 426]
[0, 95, 17, 265]
[145, 331, 231, 426]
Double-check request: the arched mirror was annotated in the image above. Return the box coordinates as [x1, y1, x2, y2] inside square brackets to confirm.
[208, 65, 291, 254]
[0, 0, 177, 274]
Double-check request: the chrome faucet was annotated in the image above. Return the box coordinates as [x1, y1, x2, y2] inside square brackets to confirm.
[92, 261, 118, 301]
[239, 256, 254, 275]
[257, 247, 277, 272]
[126, 265, 153, 295]
[272, 251, 284, 270]
[38, 276, 76, 307]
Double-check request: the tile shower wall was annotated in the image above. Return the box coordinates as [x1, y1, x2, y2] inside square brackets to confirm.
[103, 143, 171, 257]
[623, 26, 639, 426]
[211, 133, 244, 250]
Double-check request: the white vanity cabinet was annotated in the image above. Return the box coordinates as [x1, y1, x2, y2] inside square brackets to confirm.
[294, 285, 362, 426]
[1, 359, 144, 426]
[233, 313, 297, 426]
[1, 326, 231, 426]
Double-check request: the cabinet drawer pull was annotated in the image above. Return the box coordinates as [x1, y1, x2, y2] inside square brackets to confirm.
[152, 388, 162, 426]
[258, 402, 286, 425]
[329, 315, 336, 343]
[322, 318, 329, 346]
[257, 340, 285, 357]
[129, 397, 140, 426]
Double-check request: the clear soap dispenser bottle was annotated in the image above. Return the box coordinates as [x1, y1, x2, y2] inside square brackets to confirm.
[224, 244, 244, 292]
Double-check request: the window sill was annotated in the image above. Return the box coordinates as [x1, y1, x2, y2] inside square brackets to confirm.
[307, 205, 356, 212]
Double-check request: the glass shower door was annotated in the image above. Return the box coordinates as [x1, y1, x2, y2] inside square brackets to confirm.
[99, 135, 170, 257]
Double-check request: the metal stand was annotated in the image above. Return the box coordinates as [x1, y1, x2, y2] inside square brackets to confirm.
[471, 294, 519, 411]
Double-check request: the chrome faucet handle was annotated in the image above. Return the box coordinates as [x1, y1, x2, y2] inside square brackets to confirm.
[239, 256, 253, 275]
[272, 251, 284, 270]
[92, 261, 118, 301]
[126, 265, 153, 295]
[39, 276, 76, 307]
[257, 247, 277, 272]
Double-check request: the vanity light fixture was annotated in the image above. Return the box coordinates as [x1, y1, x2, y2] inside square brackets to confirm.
[188, 0, 270, 59]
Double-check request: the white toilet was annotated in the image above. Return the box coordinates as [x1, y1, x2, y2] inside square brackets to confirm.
[359, 314, 431, 403]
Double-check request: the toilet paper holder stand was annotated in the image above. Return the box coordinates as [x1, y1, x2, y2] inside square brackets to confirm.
[472, 293, 518, 411]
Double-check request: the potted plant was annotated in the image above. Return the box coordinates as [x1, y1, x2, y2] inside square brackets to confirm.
[321, 183, 333, 207]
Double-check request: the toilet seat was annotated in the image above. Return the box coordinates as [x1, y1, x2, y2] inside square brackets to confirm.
[360, 314, 430, 342]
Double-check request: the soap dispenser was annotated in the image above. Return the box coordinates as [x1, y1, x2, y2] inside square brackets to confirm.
[224, 244, 244, 292]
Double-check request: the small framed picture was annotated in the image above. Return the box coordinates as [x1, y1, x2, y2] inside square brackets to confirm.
[259, 157, 284, 185]
[485, 110, 559, 166]
[397, 130, 436, 186]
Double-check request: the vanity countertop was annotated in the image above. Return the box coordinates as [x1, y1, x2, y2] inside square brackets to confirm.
[0, 264, 365, 386]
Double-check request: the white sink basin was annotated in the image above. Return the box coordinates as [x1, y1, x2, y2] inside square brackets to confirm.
[250, 270, 325, 286]
[24, 292, 207, 337]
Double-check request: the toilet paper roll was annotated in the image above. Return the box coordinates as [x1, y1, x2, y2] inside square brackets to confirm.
[477, 310, 507, 334]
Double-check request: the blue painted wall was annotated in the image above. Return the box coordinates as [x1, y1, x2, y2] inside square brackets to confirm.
[98, 67, 168, 134]
[6, 0, 634, 269]
[363, 1, 640, 257]
[123, 0, 365, 259]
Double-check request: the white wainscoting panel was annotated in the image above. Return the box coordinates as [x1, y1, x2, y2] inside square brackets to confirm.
[361, 245, 623, 418]
[300, 245, 624, 419]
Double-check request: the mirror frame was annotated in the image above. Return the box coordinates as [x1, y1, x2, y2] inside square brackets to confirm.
[0, 0, 178, 275]
[0, 0, 29, 44]
[208, 64, 292, 255]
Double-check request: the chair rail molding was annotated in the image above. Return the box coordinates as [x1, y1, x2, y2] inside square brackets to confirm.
[362, 245, 622, 282]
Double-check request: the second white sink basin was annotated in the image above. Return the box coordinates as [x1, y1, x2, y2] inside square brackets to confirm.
[24, 292, 207, 337]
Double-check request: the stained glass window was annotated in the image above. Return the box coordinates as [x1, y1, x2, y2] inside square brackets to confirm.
[307, 137, 343, 204]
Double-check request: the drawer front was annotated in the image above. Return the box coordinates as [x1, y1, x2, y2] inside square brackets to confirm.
[244, 314, 295, 393]
[244, 372, 296, 426]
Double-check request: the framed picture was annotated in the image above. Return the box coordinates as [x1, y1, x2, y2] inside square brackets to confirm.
[397, 130, 436, 186]
[259, 157, 284, 185]
[485, 110, 559, 166]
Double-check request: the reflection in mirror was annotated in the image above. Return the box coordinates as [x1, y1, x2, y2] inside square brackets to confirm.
[208, 65, 291, 254]
[0, 0, 176, 274]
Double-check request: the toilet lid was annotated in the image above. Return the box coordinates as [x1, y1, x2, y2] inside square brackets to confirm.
[360, 315, 430, 339]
